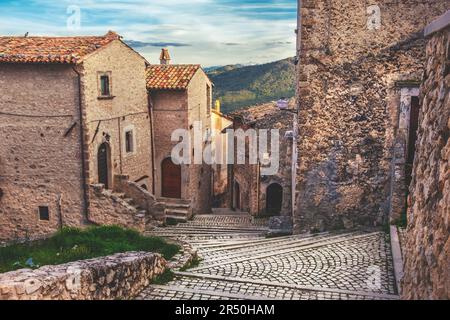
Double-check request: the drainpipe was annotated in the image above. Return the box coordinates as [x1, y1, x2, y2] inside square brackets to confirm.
[148, 93, 156, 195]
[72, 66, 90, 224]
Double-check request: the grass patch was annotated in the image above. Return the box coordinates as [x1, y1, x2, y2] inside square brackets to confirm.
[0, 226, 180, 273]
[151, 269, 175, 285]
[179, 256, 201, 271]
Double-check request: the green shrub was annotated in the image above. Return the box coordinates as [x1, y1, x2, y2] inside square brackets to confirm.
[0, 226, 180, 273]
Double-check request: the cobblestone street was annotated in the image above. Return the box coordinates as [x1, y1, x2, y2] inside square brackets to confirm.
[138, 214, 399, 300]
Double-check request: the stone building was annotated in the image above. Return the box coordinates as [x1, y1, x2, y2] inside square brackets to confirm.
[210, 101, 233, 208]
[229, 100, 297, 223]
[146, 50, 213, 216]
[0, 31, 155, 242]
[401, 11, 449, 300]
[295, 0, 449, 233]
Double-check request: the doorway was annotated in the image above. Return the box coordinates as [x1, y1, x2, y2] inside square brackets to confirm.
[266, 183, 283, 215]
[406, 96, 420, 187]
[233, 181, 241, 210]
[161, 158, 182, 199]
[98, 143, 111, 189]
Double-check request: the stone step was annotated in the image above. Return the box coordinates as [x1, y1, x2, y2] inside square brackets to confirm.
[158, 197, 191, 205]
[189, 232, 379, 272]
[197, 232, 364, 265]
[169, 273, 399, 300]
[166, 215, 188, 224]
[123, 198, 135, 205]
[165, 203, 191, 209]
[197, 232, 331, 252]
[165, 209, 189, 217]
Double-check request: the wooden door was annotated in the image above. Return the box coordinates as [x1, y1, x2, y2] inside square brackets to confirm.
[162, 158, 181, 199]
[98, 143, 109, 189]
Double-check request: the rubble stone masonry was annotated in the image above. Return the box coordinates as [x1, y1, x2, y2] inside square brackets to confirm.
[0, 252, 166, 300]
[0, 64, 84, 242]
[402, 13, 449, 300]
[295, 0, 448, 233]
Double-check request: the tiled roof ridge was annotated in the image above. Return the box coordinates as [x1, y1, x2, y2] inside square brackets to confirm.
[146, 64, 203, 90]
[0, 31, 121, 64]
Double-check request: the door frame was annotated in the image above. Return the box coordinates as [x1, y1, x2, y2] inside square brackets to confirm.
[97, 142, 112, 189]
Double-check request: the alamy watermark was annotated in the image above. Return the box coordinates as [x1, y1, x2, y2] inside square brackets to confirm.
[170, 121, 280, 176]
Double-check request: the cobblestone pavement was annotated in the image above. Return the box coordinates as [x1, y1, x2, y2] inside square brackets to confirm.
[139, 214, 399, 300]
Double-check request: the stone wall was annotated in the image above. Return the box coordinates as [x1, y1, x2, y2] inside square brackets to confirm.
[402, 14, 450, 300]
[187, 70, 213, 214]
[89, 184, 146, 232]
[0, 64, 85, 242]
[0, 252, 166, 300]
[295, 0, 449, 233]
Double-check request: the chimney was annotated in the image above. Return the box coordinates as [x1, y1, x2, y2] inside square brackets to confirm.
[160, 48, 171, 65]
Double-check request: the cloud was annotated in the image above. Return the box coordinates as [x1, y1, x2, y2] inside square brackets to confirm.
[125, 40, 191, 48]
[0, 0, 297, 66]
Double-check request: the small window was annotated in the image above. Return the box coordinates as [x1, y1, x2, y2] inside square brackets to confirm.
[125, 130, 134, 153]
[100, 75, 110, 96]
[39, 206, 49, 221]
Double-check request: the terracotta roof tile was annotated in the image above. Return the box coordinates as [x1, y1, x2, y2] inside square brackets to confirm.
[146, 64, 201, 90]
[0, 31, 120, 64]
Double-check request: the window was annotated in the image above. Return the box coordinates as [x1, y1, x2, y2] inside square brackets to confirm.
[98, 72, 112, 98]
[39, 206, 49, 221]
[125, 130, 134, 153]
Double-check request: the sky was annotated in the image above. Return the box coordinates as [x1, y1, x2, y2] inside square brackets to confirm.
[0, 0, 297, 67]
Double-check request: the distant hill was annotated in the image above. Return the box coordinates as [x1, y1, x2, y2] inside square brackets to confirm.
[207, 57, 296, 114]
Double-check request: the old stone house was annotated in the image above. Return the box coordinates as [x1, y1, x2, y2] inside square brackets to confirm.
[0, 31, 155, 242]
[295, 0, 449, 233]
[146, 50, 213, 217]
[401, 11, 449, 300]
[229, 100, 297, 222]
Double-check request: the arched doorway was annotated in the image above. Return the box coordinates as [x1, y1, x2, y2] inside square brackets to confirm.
[233, 181, 241, 210]
[161, 158, 181, 199]
[98, 143, 111, 189]
[266, 183, 283, 215]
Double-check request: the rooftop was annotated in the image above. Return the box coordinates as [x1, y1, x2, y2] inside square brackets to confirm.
[0, 31, 121, 64]
[230, 99, 296, 130]
[146, 64, 201, 90]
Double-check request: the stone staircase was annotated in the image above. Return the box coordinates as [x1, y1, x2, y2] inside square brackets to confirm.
[112, 192, 148, 218]
[157, 197, 192, 224]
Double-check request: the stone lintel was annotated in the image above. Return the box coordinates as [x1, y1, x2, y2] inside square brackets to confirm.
[424, 10, 450, 37]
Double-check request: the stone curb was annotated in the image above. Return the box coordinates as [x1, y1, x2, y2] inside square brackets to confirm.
[390, 225, 404, 295]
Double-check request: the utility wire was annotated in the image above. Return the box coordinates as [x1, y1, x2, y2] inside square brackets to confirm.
[0, 111, 74, 118]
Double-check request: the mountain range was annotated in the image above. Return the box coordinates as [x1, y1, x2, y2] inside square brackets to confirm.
[206, 57, 296, 114]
